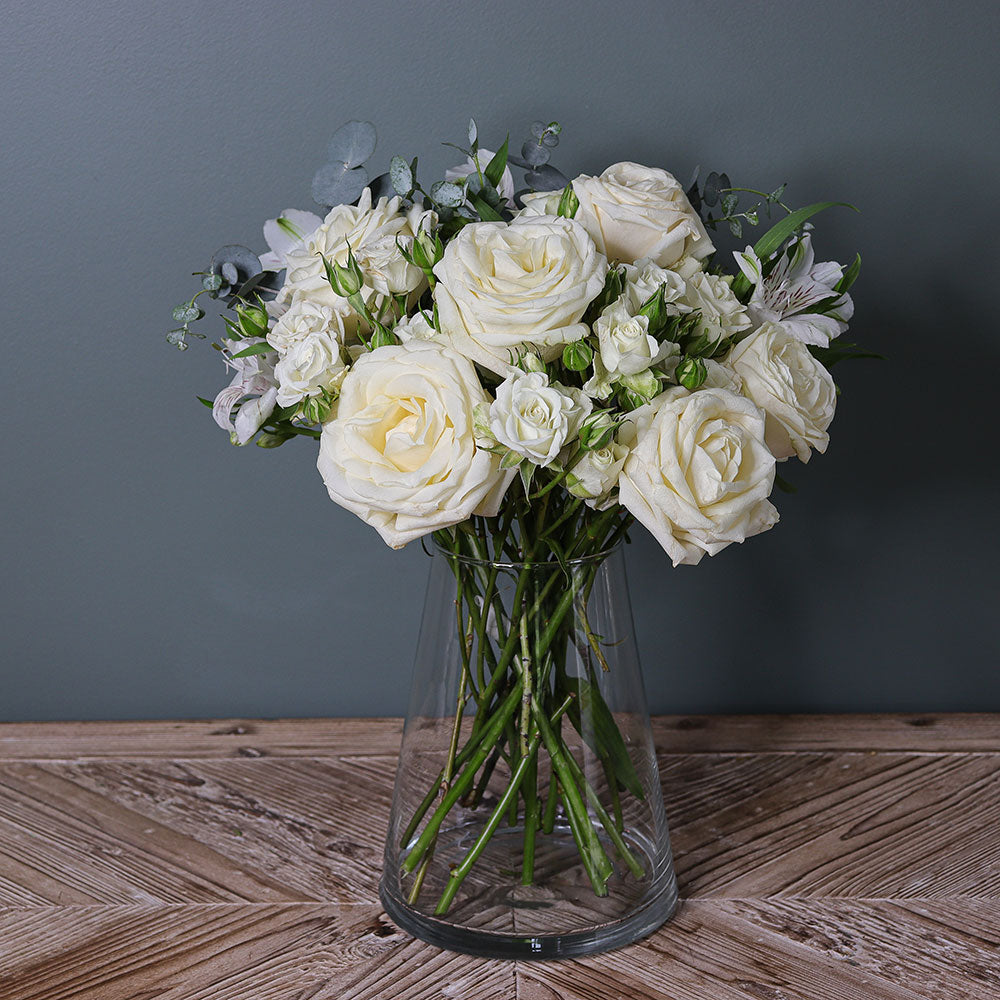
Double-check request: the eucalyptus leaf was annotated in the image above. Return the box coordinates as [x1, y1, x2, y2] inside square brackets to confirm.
[524, 164, 569, 192]
[703, 172, 720, 207]
[389, 155, 413, 195]
[530, 121, 547, 139]
[721, 191, 739, 215]
[172, 304, 202, 324]
[430, 181, 466, 207]
[729, 218, 743, 238]
[468, 118, 478, 146]
[521, 141, 550, 167]
[209, 245, 261, 296]
[367, 171, 395, 201]
[312, 162, 369, 207]
[326, 120, 377, 168]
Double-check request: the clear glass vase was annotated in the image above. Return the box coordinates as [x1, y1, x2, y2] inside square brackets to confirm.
[380, 536, 678, 959]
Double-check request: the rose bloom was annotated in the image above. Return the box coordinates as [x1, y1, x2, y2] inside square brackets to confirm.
[278, 190, 432, 316]
[317, 341, 511, 548]
[726, 322, 837, 462]
[594, 298, 674, 377]
[433, 216, 607, 376]
[569, 162, 714, 268]
[274, 333, 345, 407]
[568, 441, 629, 509]
[489, 371, 592, 467]
[267, 297, 345, 354]
[619, 387, 778, 566]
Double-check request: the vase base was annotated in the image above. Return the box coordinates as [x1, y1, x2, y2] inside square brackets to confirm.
[379, 823, 679, 959]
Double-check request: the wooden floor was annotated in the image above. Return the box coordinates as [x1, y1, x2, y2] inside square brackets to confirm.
[0, 714, 998, 999]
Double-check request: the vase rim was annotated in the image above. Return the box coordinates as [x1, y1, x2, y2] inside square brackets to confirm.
[431, 538, 623, 570]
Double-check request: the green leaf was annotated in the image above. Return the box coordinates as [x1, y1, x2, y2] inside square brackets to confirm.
[835, 253, 862, 294]
[229, 342, 274, 360]
[196, 395, 214, 408]
[500, 449, 523, 470]
[721, 192, 738, 216]
[728, 218, 743, 238]
[775, 474, 798, 494]
[471, 194, 504, 222]
[518, 459, 535, 496]
[483, 136, 509, 189]
[568, 679, 645, 801]
[731, 202, 858, 300]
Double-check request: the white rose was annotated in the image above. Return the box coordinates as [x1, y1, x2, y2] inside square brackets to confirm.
[433, 217, 608, 376]
[594, 298, 673, 377]
[267, 297, 345, 354]
[393, 311, 437, 343]
[489, 371, 592, 467]
[515, 190, 562, 219]
[571, 162, 714, 267]
[274, 333, 346, 407]
[278, 190, 428, 316]
[621, 259, 688, 313]
[700, 358, 743, 394]
[317, 340, 511, 548]
[619, 387, 778, 566]
[678, 271, 751, 344]
[568, 441, 629, 509]
[445, 149, 516, 208]
[726, 322, 837, 462]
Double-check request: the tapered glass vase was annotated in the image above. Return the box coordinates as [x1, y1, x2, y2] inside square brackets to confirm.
[379, 537, 678, 959]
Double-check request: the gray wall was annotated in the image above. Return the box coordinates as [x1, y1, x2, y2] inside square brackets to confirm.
[2, 0, 998, 721]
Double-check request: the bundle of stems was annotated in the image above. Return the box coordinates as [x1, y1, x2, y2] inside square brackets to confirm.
[400, 481, 647, 915]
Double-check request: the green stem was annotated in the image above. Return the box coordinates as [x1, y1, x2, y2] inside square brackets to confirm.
[563, 747, 646, 880]
[402, 682, 523, 874]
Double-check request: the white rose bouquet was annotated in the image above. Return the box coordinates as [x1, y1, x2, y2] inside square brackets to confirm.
[168, 117, 864, 916]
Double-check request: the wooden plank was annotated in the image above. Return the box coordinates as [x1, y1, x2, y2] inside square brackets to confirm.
[518, 898, 1000, 1000]
[2, 714, 999, 761]
[664, 751, 1000, 898]
[0, 718, 404, 761]
[0, 904, 515, 1000]
[651, 713, 1000, 754]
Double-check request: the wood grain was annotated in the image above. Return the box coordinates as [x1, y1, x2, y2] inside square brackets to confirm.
[0, 715, 997, 998]
[2, 713, 998, 761]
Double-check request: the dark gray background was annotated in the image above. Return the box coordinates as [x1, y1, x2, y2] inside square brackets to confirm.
[2, 0, 998, 722]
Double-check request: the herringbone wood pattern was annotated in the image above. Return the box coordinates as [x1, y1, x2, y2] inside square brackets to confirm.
[0, 715, 997, 998]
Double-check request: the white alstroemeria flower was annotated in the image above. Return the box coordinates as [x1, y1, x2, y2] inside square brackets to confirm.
[212, 338, 278, 445]
[260, 209, 323, 272]
[734, 233, 854, 347]
[445, 149, 516, 208]
[594, 298, 674, 377]
[489, 371, 592, 467]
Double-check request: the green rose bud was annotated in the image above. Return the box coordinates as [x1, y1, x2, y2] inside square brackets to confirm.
[519, 351, 547, 374]
[578, 410, 617, 451]
[557, 184, 579, 219]
[369, 324, 397, 349]
[237, 303, 269, 339]
[620, 368, 660, 401]
[562, 339, 594, 371]
[676, 356, 708, 390]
